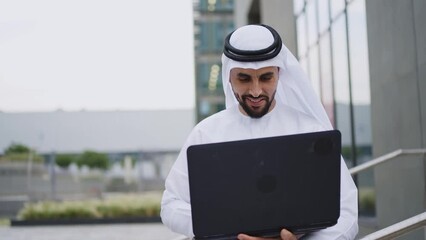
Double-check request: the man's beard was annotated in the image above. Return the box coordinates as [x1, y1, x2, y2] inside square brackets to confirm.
[235, 91, 276, 118]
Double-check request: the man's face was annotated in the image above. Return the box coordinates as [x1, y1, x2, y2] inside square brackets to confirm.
[229, 66, 279, 118]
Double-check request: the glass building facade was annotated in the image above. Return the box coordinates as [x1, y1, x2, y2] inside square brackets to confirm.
[193, 0, 374, 216]
[294, 0, 373, 215]
[193, 0, 234, 122]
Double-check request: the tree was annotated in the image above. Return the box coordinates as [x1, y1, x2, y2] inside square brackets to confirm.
[76, 150, 109, 170]
[55, 154, 76, 169]
[1, 143, 44, 163]
[4, 143, 31, 155]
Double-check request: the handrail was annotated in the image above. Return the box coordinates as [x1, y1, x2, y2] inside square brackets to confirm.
[359, 212, 426, 240]
[350, 148, 426, 239]
[349, 148, 426, 176]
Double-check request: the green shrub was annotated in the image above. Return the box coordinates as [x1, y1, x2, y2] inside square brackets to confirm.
[1, 143, 44, 163]
[55, 154, 76, 169]
[18, 201, 99, 220]
[0, 153, 44, 163]
[17, 192, 162, 220]
[76, 151, 109, 170]
[95, 193, 161, 218]
[5, 143, 30, 155]
[359, 188, 375, 215]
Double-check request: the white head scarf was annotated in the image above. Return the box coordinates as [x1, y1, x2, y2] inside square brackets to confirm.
[221, 24, 332, 130]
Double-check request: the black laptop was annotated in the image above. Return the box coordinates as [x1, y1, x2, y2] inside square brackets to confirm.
[187, 130, 341, 240]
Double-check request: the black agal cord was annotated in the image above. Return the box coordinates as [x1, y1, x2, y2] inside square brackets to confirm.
[223, 24, 282, 62]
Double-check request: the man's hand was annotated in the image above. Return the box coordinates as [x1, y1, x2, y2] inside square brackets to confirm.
[237, 229, 302, 240]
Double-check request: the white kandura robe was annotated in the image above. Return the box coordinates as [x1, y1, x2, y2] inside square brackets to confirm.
[161, 101, 359, 239]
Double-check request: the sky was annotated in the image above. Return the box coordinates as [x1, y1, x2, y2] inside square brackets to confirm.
[0, 0, 195, 112]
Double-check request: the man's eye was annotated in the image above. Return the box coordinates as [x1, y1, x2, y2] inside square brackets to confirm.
[260, 76, 272, 81]
[239, 77, 250, 82]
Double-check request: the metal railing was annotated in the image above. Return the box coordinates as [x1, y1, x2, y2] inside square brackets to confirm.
[350, 148, 426, 239]
[350, 148, 426, 176]
[359, 211, 426, 240]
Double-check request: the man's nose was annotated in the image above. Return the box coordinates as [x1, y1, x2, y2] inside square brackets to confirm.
[249, 80, 262, 97]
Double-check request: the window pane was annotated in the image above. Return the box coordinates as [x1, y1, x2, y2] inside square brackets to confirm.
[197, 62, 222, 91]
[296, 13, 308, 58]
[320, 32, 335, 126]
[348, 0, 373, 216]
[196, 62, 210, 89]
[306, 0, 318, 46]
[332, 16, 349, 105]
[348, 0, 370, 106]
[331, 15, 353, 166]
[214, 23, 222, 52]
[318, 0, 330, 34]
[214, 21, 234, 52]
[198, 0, 234, 12]
[308, 45, 321, 97]
[198, 21, 233, 53]
[198, 22, 208, 53]
[330, 0, 345, 19]
[347, 0, 371, 161]
[217, 0, 234, 11]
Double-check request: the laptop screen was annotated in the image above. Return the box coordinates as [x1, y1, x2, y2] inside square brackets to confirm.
[187, 130, 341, 239]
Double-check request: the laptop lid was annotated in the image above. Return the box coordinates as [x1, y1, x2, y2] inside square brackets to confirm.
[187, 130, 341, 240]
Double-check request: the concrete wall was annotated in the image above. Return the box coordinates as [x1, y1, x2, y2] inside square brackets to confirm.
[234, 0, 296, 56]
[366, 0, 426, 239]
[260, 0, 296, 56]
[415, 0, 426, 142]
[234, 0, 251, 27]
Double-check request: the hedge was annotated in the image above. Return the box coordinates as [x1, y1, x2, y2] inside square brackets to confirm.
[17, 192, 161, 220]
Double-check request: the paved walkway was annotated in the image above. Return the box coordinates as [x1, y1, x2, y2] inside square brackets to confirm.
[0, 223, 188, 240]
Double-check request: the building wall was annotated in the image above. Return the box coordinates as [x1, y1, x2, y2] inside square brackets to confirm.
[260, 0, 296, 56]
[234, 0, 296, 56]
[367, 0, 426, 239]
[415, 0, 426, 142]
[0, 109, 194, 154]
[234, 0, 251, 27]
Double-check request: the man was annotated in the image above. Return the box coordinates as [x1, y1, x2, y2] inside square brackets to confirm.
[161, 24, 358, 240]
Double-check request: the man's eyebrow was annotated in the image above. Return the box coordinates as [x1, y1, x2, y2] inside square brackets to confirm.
[259, 72, 274, 77]
[237, 72, 251, 78]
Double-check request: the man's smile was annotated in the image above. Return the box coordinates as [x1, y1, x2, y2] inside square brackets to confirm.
[245, 96, 266, 108]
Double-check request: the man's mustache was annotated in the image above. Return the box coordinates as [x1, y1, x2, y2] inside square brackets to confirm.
[242, 95, 269, 100]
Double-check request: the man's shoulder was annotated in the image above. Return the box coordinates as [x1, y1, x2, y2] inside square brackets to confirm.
[187, 108, 238, 144]
[274, 103, 325, 130]
[196, 108, 235, 127]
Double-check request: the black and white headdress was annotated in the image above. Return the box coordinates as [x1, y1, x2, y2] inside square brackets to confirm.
[221, 24, 332, 130]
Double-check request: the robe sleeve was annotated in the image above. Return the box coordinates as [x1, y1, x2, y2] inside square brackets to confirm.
[302, 157, 359, 240]
[160, 129, 201, 237]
